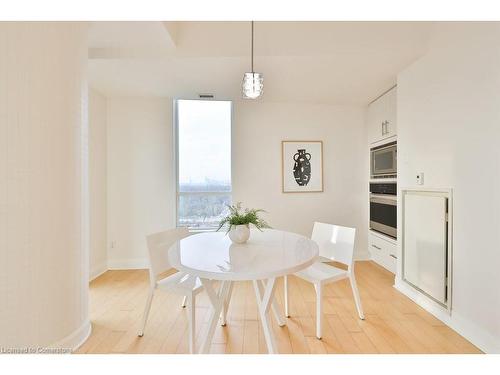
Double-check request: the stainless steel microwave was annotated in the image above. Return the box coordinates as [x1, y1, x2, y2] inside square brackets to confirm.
[371, 141, 397, 179]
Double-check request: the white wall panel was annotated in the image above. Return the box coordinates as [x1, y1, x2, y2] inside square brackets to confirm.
[0, 22, 89, 349]
[397, 22, 500, 353]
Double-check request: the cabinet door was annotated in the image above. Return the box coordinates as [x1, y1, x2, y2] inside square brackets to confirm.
[403, 192, 448, 305]
[367, 87, 398, 144]
[383, 87, 397, 139]
[367, 95, 385, 144]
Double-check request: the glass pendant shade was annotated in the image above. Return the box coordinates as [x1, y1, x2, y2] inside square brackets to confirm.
[242, 72, 264, 99]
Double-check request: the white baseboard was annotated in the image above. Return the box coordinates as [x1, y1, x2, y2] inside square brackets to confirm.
[354, 250, 371, 261]
[89, 261, 108, 281]
[107, 258, 148, 270]
[50, 320, 92, 352]
[394, 279, 500, 354]
[449, 311, 500, 354]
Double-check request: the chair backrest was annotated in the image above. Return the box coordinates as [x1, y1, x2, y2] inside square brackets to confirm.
[146, 227, 190, 281]
[311, 222, 356, 268]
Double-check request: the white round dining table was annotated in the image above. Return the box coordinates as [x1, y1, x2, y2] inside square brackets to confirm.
[168, 228, 319, 354]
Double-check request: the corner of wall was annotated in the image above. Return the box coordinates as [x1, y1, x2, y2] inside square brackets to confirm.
[89, 261, 108, 281]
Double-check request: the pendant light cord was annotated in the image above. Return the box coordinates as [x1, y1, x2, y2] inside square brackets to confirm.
[251, 21, 254, 73]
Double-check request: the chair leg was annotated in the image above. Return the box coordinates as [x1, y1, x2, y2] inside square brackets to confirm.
[187, 294, 196, 354]
[181, 295, 187, 308]
[138, 287, 155, 337]
[284, 275, 290, 318]
[349, 274, 365, 320]
[315, 282, 322, 339]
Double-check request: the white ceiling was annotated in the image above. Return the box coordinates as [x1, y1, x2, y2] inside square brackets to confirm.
[88, 21, 434, 105]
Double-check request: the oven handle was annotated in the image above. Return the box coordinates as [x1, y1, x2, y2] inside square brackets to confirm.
[370, 194, 397, 206]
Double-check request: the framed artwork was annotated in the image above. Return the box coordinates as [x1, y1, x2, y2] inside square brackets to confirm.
[282, 140, 323, 193]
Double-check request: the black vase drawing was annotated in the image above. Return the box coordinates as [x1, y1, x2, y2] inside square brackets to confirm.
[293, 149, 312, 186]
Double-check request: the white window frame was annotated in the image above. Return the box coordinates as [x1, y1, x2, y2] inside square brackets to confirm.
[173, 98, 233, 231]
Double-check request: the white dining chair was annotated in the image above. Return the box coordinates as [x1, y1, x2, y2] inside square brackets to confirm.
[138, 227, 203, 354]
[283, 222, 365, 339]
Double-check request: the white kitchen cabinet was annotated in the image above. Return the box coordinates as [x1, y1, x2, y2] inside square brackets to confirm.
[383, 87, 397, 139]
[367, 86, 397, 144]
[369, 231, 397, 273]
[367, 95, 382, 144]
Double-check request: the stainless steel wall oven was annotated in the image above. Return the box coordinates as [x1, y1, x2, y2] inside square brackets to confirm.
[369, 183, 397, 239]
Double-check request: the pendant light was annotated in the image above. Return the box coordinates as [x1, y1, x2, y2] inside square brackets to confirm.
[242, 21, 263, 99]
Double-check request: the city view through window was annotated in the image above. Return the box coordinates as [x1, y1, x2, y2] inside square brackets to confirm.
[176, 99, 232, 229]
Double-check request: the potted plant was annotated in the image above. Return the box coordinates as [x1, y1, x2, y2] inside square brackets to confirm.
[217, 202, 271, 244]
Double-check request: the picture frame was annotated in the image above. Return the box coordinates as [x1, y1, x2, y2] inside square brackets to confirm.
[282, 140, 323, 193]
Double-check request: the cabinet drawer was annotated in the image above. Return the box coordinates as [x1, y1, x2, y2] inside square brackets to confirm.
[369, 233, 397, 273]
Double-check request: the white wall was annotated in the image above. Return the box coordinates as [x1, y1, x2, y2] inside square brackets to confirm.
[0, 22, 90, 349]
[89, 89, 108, 280]
[233, 101, 368, 257]
[397, 22, 500, 353]
[107, 97, 175, 268]
[105, 97, 368, 266]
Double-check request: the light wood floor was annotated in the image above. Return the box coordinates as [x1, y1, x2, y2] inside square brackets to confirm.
[77, 261, 481, 354]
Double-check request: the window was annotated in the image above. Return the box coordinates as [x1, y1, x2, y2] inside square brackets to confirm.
[175, 99, 232, 229]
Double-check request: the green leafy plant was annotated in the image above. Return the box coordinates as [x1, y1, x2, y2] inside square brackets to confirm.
[216, 202, 271, 233]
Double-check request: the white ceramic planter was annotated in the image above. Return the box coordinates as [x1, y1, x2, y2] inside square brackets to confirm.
[228, 224, 250, 244]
